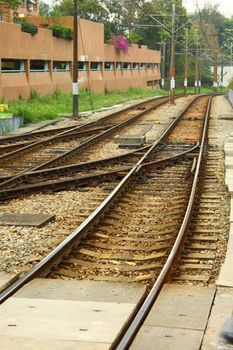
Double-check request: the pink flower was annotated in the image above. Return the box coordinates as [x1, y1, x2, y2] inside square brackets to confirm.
[114, 37, 129, 54]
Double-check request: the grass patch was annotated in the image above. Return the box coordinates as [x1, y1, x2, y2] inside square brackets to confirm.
[7, 88, 167, 124]
[6, 86, 225, 125]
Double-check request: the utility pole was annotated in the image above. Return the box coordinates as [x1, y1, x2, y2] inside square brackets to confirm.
[184, 28, 188, 94]
[213, 57, 218, 93]
[220, 61, 224, 91]
[198, 55, 202, 93]
[170, 3, 175, 104]
[72, 0, 79, 118]
[161, 42, 166, 90]
[231, 42, 233, 66]
[195, 44, 199, 94]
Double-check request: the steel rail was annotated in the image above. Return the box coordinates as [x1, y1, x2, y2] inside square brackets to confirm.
[0, 95, 169, 153]
[0, 143, 199, 200]
[0, 95, 206, 304]
[0, 125, 112, 156]
[112, 96, 212, 350]
[0, 97, 170, 190]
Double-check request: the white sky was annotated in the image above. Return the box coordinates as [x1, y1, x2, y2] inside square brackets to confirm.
[43, 0, 233, 18]
[183, 0, 233, 17]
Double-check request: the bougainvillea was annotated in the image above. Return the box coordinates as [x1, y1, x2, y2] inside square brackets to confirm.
[111, 35, 130, 54]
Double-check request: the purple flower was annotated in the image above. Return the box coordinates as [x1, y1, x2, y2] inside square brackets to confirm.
[114, 37, 129, 54]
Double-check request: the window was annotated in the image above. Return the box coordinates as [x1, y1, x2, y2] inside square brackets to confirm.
[147, 81, 154, 87]
[90, 62, 101, 71]
[123, 62, 131, 70]
[104, 62, 114, 70]
[1, 59, 25, 72]
[147, 63, 153, 69]
[140, 63, 146, 70]
[53, 61, 70, 72]
[133, 63, 139, 70]
[116, 62, 121, 70]
[30, 60, 48, 72]
[78, 62, 87, 71]
[153, 63, 159, 70]
[0, 12, 4, 21]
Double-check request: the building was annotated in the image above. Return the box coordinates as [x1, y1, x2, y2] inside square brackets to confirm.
[0, 0, 39, 22]
[210, 65, 233, 87]
[0, 18, 161, 101]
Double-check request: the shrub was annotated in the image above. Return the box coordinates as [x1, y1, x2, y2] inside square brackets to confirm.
[21, 21, 38, 36]
[49, 25, 73, 41]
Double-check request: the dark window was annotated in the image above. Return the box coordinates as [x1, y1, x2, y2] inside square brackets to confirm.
[104, 62, 113, 70]
[140, 63, 146, 70]
[133, 63, 139, 70]
[116, 62, 121, 70]
[90, 62, 101, 71]
[123, 62, 131, 70]
[153, 63, 159, 69]
[147, 63, 153, 69]
[30, 60, 48, 72]
[78, 62, 87, 71]
[53, 61, 70, 71]
[0, 12, 4, 21]
[1, 59, 24, 72]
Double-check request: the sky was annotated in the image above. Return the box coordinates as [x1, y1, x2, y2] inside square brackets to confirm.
[42, 0, 233, 18]
[183, 0, 233, 17]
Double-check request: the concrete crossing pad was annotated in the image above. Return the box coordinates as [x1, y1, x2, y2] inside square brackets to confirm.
[131, 284, 215, 350]
[0, 279, 146, 350]
[0, 273, 19, 293]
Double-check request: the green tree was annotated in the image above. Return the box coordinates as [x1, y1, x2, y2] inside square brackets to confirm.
[104, 0, 145, 35]
[0, 0, 21, 10]
[39, 0, 51, 16]
[51, 0, 108, 22]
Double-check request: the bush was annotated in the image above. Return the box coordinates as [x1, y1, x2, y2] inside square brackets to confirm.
[49, 25, 73, 41]
[21, 21, 38, 36]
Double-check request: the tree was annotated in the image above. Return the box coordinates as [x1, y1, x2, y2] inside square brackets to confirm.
[104, 0, 145, 35]
[39, 0, 51, 16]
[51, 0, 108, 22]
[0, 0, 21, 10]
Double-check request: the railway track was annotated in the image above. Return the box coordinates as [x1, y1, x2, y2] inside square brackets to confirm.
[0, 96, 170, 187]
[0, 96, 169, 160]
[0, 94, 228, 350]
[0, 94, 210, 295]
[0, 94, 203, 197]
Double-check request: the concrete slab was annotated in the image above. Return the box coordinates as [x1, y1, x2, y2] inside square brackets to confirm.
[0, 213, 55, 227]
[130, 325, 203, 350]
[144, 284, 216, 331]
[0, 279, 146, 350]
[0, 336, 109, 350]
[14, 278, 144, 303]
[225, 157, 233, 169]
[0, 273, 19, 293]
[202, 287, 233, 350]
[115, 135, 146, 148]
[218, 225, 233, 287]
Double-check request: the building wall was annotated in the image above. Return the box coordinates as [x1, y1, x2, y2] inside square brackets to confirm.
[0, 18, 161, 101]
[210, 66, 233, 87]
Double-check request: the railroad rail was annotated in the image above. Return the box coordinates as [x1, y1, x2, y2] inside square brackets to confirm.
[0, 96, 169, 157]
[0, 94, 204, 197]
[0, 96, 170, 188]
[0, 94, 210, 302]
[0, 94, 224, 350]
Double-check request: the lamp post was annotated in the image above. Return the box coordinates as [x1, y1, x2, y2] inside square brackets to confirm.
[72, 0, 79, 118]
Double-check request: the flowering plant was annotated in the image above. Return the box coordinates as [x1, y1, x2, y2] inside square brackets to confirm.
[111, 35, 129, 54]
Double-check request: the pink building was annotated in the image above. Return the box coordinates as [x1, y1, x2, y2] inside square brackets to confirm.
[0, 18, 161, 101]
